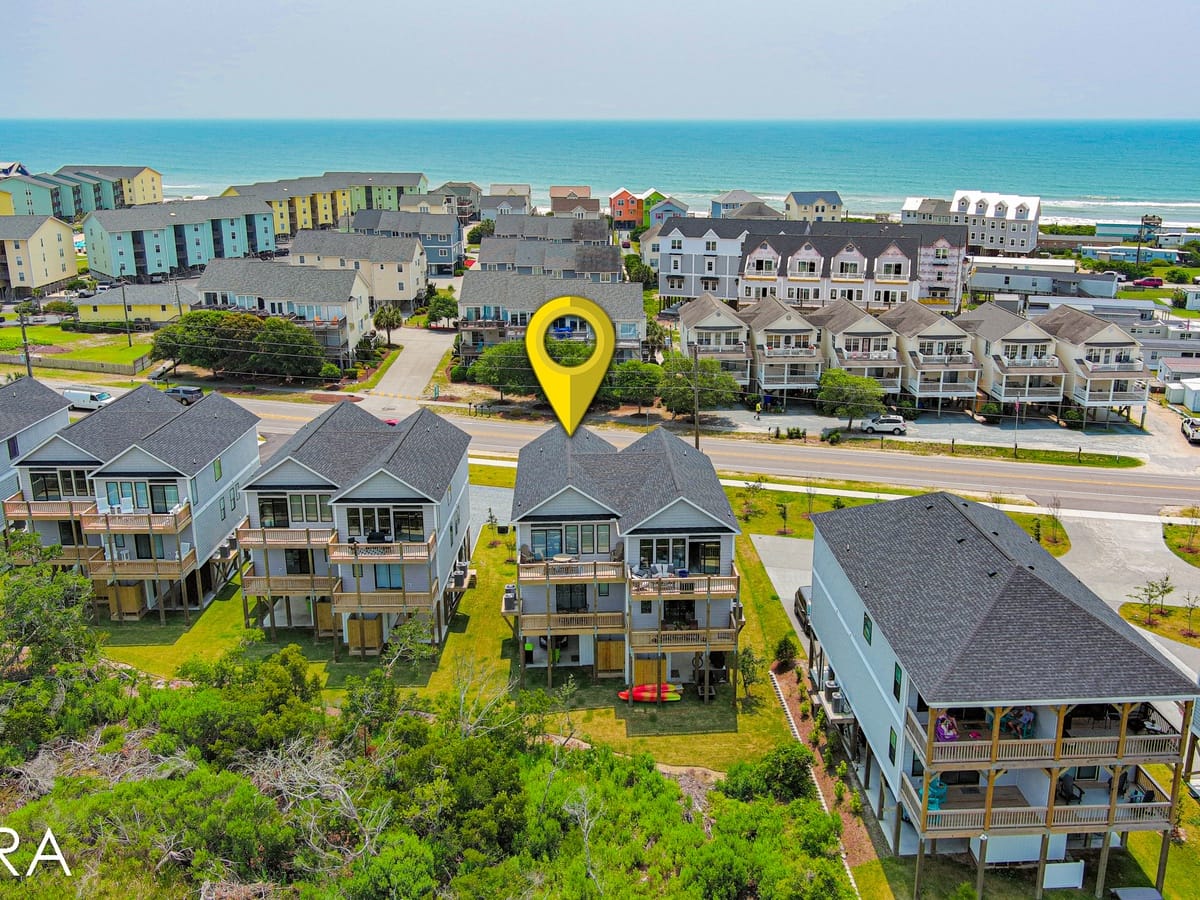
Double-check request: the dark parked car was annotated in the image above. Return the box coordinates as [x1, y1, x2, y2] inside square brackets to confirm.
[163, 386, 204, 405]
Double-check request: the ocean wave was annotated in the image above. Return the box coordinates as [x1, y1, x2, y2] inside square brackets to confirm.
[1047, 199, 1200, 208]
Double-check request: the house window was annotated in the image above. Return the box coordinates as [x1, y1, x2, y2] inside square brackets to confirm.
[893, 663, 902, 702]
[5, 436, 17, 459]
[220, 497, 227, 520]
[862, 613, 873, 644]
[670, 239, 682, 250]
[888, 727, 897, 763]
[705, 241, 717, 251]
[838, 261, 859, 275]
[375, 564, 404, 589]
[213, 457, 223, 481]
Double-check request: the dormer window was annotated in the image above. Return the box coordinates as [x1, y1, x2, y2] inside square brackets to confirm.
[959, 198, 969, 210]
[976, 200, 988, 214]
[995, 203, 1006, 217]
[1016, 204, 1028, 219]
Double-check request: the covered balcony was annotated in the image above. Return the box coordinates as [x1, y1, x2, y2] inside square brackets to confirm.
[241, 565, 338, 597]
[517, 558, 626, 585]
[899, 767, 1172, 839]
[628, 608, 742, 653]
[90, 545, 198, 579]
[904, 703, 1182, 770]
[628, 561, 739, 600]
[331, 577, 440, 614]
[1071, 378, 1150, 407]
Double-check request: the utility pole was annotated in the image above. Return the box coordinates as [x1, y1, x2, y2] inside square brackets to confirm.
[690, 341, 701, 450]
[173, 276, 183, 319]
[120, 284, 132, 347]
[18, 310, 32, 378]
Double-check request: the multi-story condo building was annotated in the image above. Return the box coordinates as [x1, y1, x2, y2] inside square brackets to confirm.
[493, 215, 609, 245]
[0, 378, 71, 529]
[196, 258, 371, 364]
[431, 182, 481, 224]
[475, 238, 622, 281]
[878, 302, 981, 413]
[1035, 305, 1151, 427]
[968, 267, 1118, 302]
[807, 299, 902, 395]
[656, 218, 967, 311]
[5, 386, 258, 622]
[289, 230, 428, 310]
[901, 197, 954, 225]
[1125, 315, 1200, 368]
[952, 191, 1041, 255]
[351, 209, 462, 275]
[505, 425, 743, 694]
[608, 188, 642, 231]
[784, 191, 844, 222]
[0, 166, 162, 218]
[954, 303, 1066, 408]
[807, 493, 1195, 898]
[738, 295, 823, 402]
[738, 233, 920, 311]
[224, 172, 428, 237]
[0, 215, 76, 295]
[239, 403, 472, 655]
[678, 292, 753, 389]
[710, 190, 762, 219]
[83, 197, 276, 280]
[457, 272, 645, 365]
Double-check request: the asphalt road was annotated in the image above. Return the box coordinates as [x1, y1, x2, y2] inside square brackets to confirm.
[228, 396, 1200, 516]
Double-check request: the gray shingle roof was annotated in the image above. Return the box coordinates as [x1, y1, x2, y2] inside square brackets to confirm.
[251, 402, 468, 499]
[0, 215, 62, 240]
[954, 302, 1046, 342]
[787, 190, 844, 207]
[459, 271, 643, 321]
[661, 217, 968, 249]
[86, 197, 272, 231]
[477, 238, 620, 273]
[85, 282, 195, 307]
[713, 190, 762, 205]
[198, 258, 361, 302]
[55, 385, 185, 463]
[1030, 305, 1114, 345]
[805, 299, 882, 335]
[877, 301, 947, 337]
[512, 426, 739, 535]
[352, 209, 458, 236]
[289, 230, 421, 263]
[813, 493, 1197, 705]
[740, 233, 918, 279]
[231, 172, 425, 197]
[0, 377, 69, 439]
[56, 165, 156, 180]
[489, 184, 531, 196]
[481, 196, 529, 209]
[132, 391, 259, 475]
[492, 215, 609, 243]
[549, 197, 601, 214]
[678, 292, 737, 328]
[730, 201, 784, 219]
[738, 294, 816, 332]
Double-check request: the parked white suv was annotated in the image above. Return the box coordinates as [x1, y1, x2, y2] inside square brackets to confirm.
[863, 414, 907, 435]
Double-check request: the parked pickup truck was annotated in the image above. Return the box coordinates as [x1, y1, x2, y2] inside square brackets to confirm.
[1182, 418, 1200, 444]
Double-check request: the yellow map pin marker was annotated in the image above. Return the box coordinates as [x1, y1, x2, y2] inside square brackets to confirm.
[526, 295, 615, 436]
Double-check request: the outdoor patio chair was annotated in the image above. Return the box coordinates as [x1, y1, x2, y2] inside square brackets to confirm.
[1057, 773, 1084, 805]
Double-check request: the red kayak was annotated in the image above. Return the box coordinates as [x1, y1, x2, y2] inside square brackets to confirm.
[618, 683, 683, 702]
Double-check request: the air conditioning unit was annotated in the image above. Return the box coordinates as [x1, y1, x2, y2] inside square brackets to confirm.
[831, 691, 849, 715]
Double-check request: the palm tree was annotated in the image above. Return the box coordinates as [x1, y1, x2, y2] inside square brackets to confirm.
[374, 304, 404, 347]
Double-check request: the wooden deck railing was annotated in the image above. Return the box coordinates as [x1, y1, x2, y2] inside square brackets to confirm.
[629, 614, 738, 651]
[329, 531, 436, 563]
[628, 568, 739, 598]
[517, 560, 625, 583]
[236, 523, 337, 548]
[242, 573, 338, 595]
[89, 547, 197, 578]
[520, 612, 625, 634]
[80, 502, 192, 534]
[3, 492, 95, 520]
[331, 579, 440, 614]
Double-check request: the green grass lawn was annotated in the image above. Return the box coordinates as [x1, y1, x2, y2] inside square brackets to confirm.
[469, 463, 517, 488]
[841, 436, 1143, 468]
[426, 347, 454, 393]
[0, 324, 93, 352]
[1117, 602, 1200, 648]
[1163, 522, 1200, 568]
[1007, 511, 1072, 556]
[349, 346, 403, 392]
[59, 334, 155, 366]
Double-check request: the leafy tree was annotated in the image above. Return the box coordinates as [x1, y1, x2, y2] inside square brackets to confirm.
[344, 828, 436, 900]
[774, 634, 798, 667]
[374, 304, 404, 346]
[624, 253, 655, 285]
[151, 309, 262, 375]
[43, 299, 78, 316]
[613, 360, 662, 412]
[1166, 268, 1189, 285]
[245, 317, 326, 378]
[467, 219, 495, 244]
[657, 352, 738, 417]
[645, 317, 668, 354]
[817, 368, 886, 430]
[738, 647, 763, 697]
[469, 341, 539, 398]
[0, 533, 95, 675]
[427, 293, 459, 325]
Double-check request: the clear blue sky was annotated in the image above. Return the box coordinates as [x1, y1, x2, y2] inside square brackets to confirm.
[7, 0, 1199, 119]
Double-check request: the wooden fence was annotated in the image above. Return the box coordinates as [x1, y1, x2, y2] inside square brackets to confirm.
[0, 353, 151, 376]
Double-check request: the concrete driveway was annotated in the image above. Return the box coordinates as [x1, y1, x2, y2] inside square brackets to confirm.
[355, 325, 455, 419]
[752, 534, 813, 638]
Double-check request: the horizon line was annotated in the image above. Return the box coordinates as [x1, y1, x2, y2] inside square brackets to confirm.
[3, 116, 1200, 124]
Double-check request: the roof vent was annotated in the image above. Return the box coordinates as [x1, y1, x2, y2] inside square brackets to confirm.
[988, 570, 998, 577]
[956, 537, 966, 544]
[926, 503, 934, 510]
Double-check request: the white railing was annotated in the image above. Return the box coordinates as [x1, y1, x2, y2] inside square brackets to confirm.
[842, 349, 897, 360]
[1082, 358, 1143, 372]
[999, 384, 1063, 399]
[693, 341, 747, 354]
[763, 346, 818, 357]
[1073, 388, 1149, 404]
[1001, 355, 1059, 368]
[916, 353, 974, 365]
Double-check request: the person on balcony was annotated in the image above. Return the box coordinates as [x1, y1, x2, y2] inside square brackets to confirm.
[935, 713, 959, 742]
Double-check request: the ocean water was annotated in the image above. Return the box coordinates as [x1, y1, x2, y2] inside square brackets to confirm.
[3, 119, 1199, 225]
